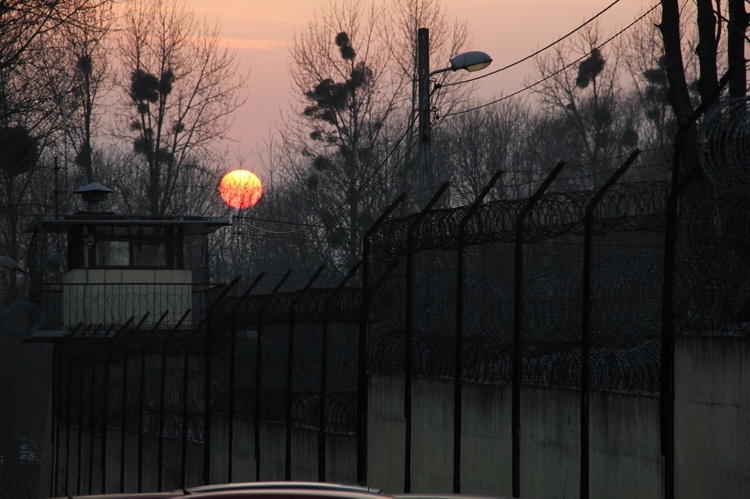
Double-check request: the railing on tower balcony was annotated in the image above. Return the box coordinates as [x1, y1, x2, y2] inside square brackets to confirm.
[31, 274, 225, 329]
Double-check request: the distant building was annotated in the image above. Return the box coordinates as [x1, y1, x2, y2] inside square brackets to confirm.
[25, 183, 230, 338]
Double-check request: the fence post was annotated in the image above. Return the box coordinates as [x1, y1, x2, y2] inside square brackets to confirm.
[203, 276, 241, 485]
[100, 318, 134, 494]
[51, 330, 64, 497]
[227, 272, 266, 483]
[255, 271, 293, 480]
[120, 314, 150, 492]
[157, 309, 191, 490]
[454, 170, 503, 493]
[512, 161, 565, 498]
[77, 328, 100, 494]
[83, 324, 113, 493]
[63, 327, 83, 495]
[137, 312, 169, 492]
[359, 193, 406, 485]
[319, 261, 362, 481]
[88, 325, 115, 494]
[405, 182, 449, 492]
[659, 76, 729, 499]
[68, 324, 95, 495]
[76, 330, 93, 494]
[286, 266, 326, 480]
[580, 150, 639, 498]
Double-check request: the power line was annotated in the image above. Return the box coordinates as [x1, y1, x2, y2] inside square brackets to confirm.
[443, 2, 660, 119]
[441, 0, 627, 89]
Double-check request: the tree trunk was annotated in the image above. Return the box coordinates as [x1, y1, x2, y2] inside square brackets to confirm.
[659, 0, 694, 130]
[696, 0, 719, 102]
[728, 0, 748, 97]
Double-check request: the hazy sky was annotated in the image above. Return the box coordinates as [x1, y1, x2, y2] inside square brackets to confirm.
[183, 0, 653, 173]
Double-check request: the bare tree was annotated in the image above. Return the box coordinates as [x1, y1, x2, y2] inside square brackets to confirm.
[116, 0, 248, 215]
[0, 3, 115, 497]
[434, 97, 531, 203]
[0, 0, 111, 72]
[529, 25, 639, 167]
[58, 1, 114, 184]
[281, 0, 404, 268]
[658, 0, 747, 170]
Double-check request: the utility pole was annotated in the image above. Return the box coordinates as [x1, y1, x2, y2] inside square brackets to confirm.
[417, 27, 430, 196]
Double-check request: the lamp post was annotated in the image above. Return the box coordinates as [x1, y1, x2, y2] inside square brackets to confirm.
[420, 50, 493, 193]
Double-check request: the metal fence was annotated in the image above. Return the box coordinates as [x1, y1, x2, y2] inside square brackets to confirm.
[48, 120, 750, 496]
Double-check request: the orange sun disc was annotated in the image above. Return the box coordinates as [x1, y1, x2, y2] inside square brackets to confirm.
[219, 169, 263, 209]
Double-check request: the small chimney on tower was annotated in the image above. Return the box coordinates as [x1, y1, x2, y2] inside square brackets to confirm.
[74, 182, 114, 213]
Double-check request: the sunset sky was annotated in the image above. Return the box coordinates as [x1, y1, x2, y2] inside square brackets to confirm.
[182, 0, 654, 171]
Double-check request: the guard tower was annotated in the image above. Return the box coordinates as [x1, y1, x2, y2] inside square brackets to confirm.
[26, 183, 230, 333]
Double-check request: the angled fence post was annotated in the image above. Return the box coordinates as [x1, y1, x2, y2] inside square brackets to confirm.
[202, 276, 241, 485]
[255, 270, 292, 480]
[52, 324, 84, 496]
[137, 311, 169, 492]
[120, 314, 150, 492]
[358, 193, 406, 484]
[227, 272, 266, 483]
[319, 261, 361, 481]
[85, 323, 115, 493]
[157, 309, 191, 491]
[405, 182, 449, 492]
[76, 328, 97, 494]
[100, 318, 135, 494]
[580, 150, 639, 498]
[286, 266, 325, 480]
[76, 329, 96, 494]
[88, 324, 116, 494]
[454, 170, 503, 493]
[512, 161, 565, 498]
[66, 325, 91, 495]
[657, 74, 729, 498]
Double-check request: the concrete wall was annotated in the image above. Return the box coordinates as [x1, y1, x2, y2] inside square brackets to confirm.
[47, 336, 750, 498]
[589, 391, 662, 499]
[675, 336, 750, 497]
[367, 377, 662, 498]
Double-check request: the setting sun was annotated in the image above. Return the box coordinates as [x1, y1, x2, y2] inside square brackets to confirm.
[219, 169, 263, 209]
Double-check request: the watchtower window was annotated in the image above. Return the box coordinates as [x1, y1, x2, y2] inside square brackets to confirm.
[75, 225, 181, 269]
[134, 242, 167, 266]
[96, 240, 129, 266]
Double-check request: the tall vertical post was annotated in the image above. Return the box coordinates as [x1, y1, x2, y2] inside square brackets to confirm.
[358, 193, 406, 484]
[157, 310, 191, 491]
[256, 271, 293, 480]
[63, 334, 76, 495]
[286, 266, 326, 480]
[454, 170, 503, 493]
[319, 262, 361, 481]
[417, 27, 430, 193]
[658, 77, 728, 499]
[120, 314, 149, 492]
[51, 339, 62, 497]
[512, 161, 565, 498]
[203, 276, 241, 485]
[227, 272, 266, 483]
[101, 317, 134, 494]
[580, 151, 639, 499]
[405, 182, 449, 492]
[138, 312, 169, 492]
[76, 332, 89, 494]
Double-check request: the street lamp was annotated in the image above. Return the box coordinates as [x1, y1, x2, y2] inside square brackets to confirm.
[421, 50, 492, 191]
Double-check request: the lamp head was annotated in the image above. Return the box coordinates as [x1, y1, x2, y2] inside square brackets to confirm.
[449, 51, 493, 72]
